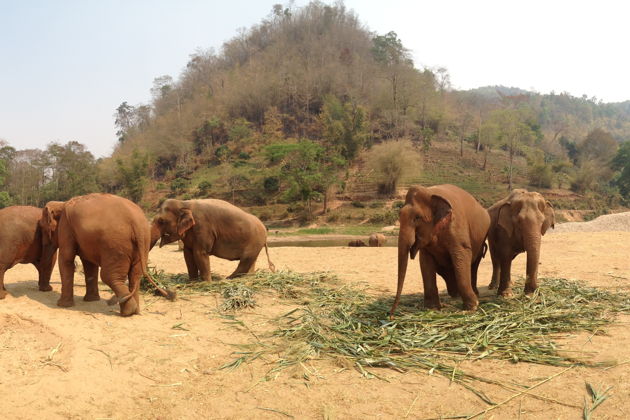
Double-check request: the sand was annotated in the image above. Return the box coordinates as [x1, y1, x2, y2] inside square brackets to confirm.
[1, 229, 630, 419]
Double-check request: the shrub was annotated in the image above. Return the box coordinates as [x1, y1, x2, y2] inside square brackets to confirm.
[367, 139, 421, 196]
[198, 180, 212, 196]
[351, 201, 365, 208]
[171, 177, 189, 194]
[368, 210, 398, 225]
[264, 176, 280, 194]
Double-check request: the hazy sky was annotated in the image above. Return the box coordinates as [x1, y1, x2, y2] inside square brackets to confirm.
[1, 0, 628, 157]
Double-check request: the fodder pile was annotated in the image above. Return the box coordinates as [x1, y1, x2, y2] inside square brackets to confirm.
[143, 269, 630, 386]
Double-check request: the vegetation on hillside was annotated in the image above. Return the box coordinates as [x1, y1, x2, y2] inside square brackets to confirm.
[0, 2, 629, 219]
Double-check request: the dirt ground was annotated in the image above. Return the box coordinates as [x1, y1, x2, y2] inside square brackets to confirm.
[1, 230, 630, 419]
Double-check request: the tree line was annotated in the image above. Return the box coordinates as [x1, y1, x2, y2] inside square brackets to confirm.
[1, 2, 629, 214]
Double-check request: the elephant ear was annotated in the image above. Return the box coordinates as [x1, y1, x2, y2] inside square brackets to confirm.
[430, 194, 453, 235]
[541, 200, 555, 235]
[497, 203, 514, 236]
[177, 208, 195, 237]
[40, 202, 63, 242]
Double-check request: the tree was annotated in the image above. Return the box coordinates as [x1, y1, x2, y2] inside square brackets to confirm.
[611, 141, 630, 198]
[41, 141, 99, 202]
[490, 108, 538, 189]
[579, 128, 617, 163]
[116, 149, 149, 203]
[114, 102, 136, 142]
[320, 96, 367, 160]
[367, 139, 421, 195]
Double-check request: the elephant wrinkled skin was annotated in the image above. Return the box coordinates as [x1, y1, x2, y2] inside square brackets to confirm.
[487, 189, 555, 296]
[0, 206, 58, 299]
[151, 199, 275, 281]
[391, 184, 490, 315]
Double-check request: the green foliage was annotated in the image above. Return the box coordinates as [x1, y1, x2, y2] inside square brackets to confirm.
[197, 180, 213, 196]
[228, 118, 252, 142]
[351, 201, 365, 208]
[263, 176, 280, 194]
[116, 149, 149, 203]
[42, 141, 99, 202]
[320, 95, 368, 161]
[612, 141, 630, 199]
[0, 191, 11, 209]
[171, 177, 189, 194]
[215, 145, 231, 163]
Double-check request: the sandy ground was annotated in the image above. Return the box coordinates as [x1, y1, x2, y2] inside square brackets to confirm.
[1, 229, 630, 419]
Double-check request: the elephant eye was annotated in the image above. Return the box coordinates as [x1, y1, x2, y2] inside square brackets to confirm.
[414, 215, 421, 221]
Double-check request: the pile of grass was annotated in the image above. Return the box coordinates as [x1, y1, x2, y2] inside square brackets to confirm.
[143, 268, 630, 385]
[268, 278, 630, 382]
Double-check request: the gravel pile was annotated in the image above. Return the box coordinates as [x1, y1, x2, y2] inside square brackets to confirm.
[552, 212, 630, 233]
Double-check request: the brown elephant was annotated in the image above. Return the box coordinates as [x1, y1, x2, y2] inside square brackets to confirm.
[0, 206, 58, 299]
[391, 184, 490, 316]
[487, 189, 555, 296]
[368, 233, 386, 247]
[151, 199, 275, 280]
[347, 239, 367, 247]
[42, 194, 173, 316]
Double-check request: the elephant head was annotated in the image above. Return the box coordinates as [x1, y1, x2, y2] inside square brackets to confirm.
[151, 199, 195, 249]
[39, 201, 66, 261]
[491, 189, 554, 291]
[391, 186, 453, 316]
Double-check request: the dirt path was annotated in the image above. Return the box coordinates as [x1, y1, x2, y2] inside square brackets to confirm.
[1, 231, 629, 419]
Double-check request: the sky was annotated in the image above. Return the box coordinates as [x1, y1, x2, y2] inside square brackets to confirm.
[1, 0, 628, 157]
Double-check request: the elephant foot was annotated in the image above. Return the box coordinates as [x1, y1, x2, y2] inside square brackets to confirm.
[447, 290, 459, 298]
[0, 289, 8, 299]
[499, 289, 513, 298]
[488, 281, 498, 290]
[106, 295, 119, 306]
[424, 299, 441, 310]
[83, 294, 101, 302]
[120, 298, 139, 317]
[463, 300, 479, 311]
[57, 297, 75, 307]
[39, 284, 53, 292]
[524, 286, 537, 295]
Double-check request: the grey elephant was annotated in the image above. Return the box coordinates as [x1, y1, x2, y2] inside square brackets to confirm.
[368, 233, 386, 247]
[151, 199, 275, 280]
[487, 189, 555, 296]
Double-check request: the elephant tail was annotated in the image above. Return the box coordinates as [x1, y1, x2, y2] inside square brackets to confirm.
[264, 243, 276, 273]
[120, 226, 177, 304]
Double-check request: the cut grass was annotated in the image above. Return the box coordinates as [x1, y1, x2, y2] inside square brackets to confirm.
[142, 269, 630, 387]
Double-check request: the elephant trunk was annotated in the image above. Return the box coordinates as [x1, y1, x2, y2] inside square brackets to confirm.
[390, 226, 415, 318]
[149, 222, 161, 250]
[522, 223, 541, 294]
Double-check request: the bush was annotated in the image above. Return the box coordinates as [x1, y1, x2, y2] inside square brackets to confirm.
[351, 201, 365, 208]
[171, 177, 189, 194]
[367, 139, 421, 196]
[264, 176, 280, 194]
[393, 200, 404, 209]
[198, 180, 212, 196]
[528, 163, 553, 188]
[368, 210, 398, 225]
[238, 151, 251, 160]
[0, 191, 11, 209]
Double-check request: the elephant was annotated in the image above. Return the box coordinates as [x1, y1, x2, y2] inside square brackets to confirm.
[368, 233, 386, 247]
[151, 199, 275, 281]
[0, 206, 58, 299]
[487, 189, 555, 296]
[391, 184, 490, 316]
[348, 239, 367, 247]
[42, 194, 173, 316]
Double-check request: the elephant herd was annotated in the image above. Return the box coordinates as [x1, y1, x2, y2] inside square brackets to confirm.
[0, 185, 554, 318]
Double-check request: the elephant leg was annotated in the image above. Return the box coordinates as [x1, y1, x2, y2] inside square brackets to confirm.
[420, 252, 440, 310]
[127, 262, 143, 310]
[488, 242, 500, 290]
[183, 247, 200, 281]
[193, 247, 211, 282]
[451, 248, 478, 311]
[57, 247, 77, 307]
[81, 257, 100, 301]
[497, 252, 513, 297]
[0, 266, 8, 299]
[36, 250, 56, 292]
[101, 261, 137, 317]
[228, 255, 257, 278]
[470, 255, 481, 297]
[438, 266, 459, 298]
